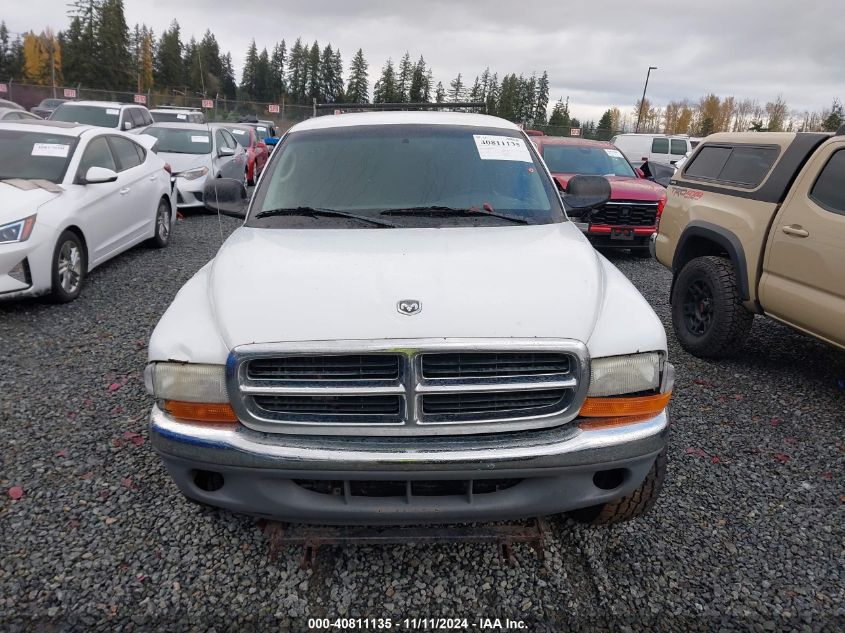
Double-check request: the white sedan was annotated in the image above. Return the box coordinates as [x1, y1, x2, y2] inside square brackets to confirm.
[144, 123, 247, 211]
[0, 120, 175, 302]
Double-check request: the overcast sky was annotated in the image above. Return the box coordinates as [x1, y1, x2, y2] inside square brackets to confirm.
[4, 0, 842, 122]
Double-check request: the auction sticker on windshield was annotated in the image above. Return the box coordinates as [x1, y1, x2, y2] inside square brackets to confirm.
[31, 143, 70, 158]
[604, 148, 624, 158]
[191, 135, 210, 143]
[473, 135, 532, 162]
[106, 108, 120, 115]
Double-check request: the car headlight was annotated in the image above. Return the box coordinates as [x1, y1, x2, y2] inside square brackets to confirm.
[179, 166, 209, 181]
[145, 362, 237, 423]
[0, 215, 37, 244]
[580, 352, 673, 418]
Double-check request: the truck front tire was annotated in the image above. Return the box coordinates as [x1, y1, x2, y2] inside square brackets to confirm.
[568, 449, 667, 525]
[671, 256, 753, 358]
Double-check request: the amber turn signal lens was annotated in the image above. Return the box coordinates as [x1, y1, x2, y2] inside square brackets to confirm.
[578, 391, 672, 418]
[163, 400, 238, 423]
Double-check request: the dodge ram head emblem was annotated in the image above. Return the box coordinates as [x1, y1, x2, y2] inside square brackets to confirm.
[397, 299, 422, 315]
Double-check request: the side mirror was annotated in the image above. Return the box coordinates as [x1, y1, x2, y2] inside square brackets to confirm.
[84, 166, 119, 184]
[122, 121, 134, 131]
[635, 168, 646, 179]
[264, 137, 279, 147]
[218, 146, 235, 158]
[203, 177, 248, 218]
[561, 175, 611, 213]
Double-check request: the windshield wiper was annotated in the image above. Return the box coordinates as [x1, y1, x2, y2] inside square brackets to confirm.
[254, 206, 397, 228]
[380, 205, 529, 225]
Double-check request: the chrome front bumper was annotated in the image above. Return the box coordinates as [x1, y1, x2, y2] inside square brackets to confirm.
[151, 405, 668, 472]
[150, 406, 669, 524]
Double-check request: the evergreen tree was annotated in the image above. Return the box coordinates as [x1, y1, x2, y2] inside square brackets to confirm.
[183, 37, 200, 92]
[822, 98, 843, 131]
[197, 30, 223, 95]
[269, 40, 286, 98]
[345, 48, 369, 103]
[372, 58, 397, 103]
[534, 71, 549, 125]
[319, 44, 336, 102]
[220, 52, 236, 99]
[330, 49, 344, 102]
[306, 40, 321, 101]
[548, 97, 571, 128]
[408, 56, 429, 102]
[138, 27, 154, 92]
[448, 73, 465, 102]
[397, 52, 412, 102]
[97, 0, 132, 90]
[64, 2, 99, 87]
[154, 21, 183, 90]
[434, 81, 445, 103]
[485, 72, 499, 116]
[240, 40, 258, 99]
[255, 47, 271, 101]
[286, 38, 306, 102]
[497, 74, 519, 121]
[595, 109, 614, 140]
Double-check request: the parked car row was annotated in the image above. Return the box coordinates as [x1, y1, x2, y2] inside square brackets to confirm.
[0, 120, 175, 302]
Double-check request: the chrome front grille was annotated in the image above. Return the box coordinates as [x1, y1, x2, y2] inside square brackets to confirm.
[248, 354, 400, 381]
[420, 389, 570, 420]
[227, 339, 590, 436]
[420, 352, 570, 379]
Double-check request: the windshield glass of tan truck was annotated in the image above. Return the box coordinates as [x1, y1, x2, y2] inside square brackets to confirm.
[249, 124, 563, 228]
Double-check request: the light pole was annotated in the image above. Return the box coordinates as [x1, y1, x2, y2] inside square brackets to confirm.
[635, 66, 657, 133]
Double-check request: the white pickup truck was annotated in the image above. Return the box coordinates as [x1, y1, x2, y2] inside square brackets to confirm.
[145, 112, 674, 526]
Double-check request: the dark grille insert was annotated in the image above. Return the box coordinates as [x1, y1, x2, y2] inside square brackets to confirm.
[247, 354, 400, 381]
[294, 479, 523, 498]
[590, 201, 658, 227]
[421, 389, 568, 416]
[253, 394, 402, 417]
[421, 352, 570, 379]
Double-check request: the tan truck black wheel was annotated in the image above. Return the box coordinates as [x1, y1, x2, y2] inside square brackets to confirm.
[568, 449, 667, 525]
[671, 256, 753, 358]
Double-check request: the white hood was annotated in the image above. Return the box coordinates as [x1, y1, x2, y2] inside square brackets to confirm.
[207, 223, 606, 349]
[158, 152, 211, 174]
[0, 182, 62, 225]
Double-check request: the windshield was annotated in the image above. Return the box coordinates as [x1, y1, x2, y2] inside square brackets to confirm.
[252, 126, 271, 141]
[249, 124, 562, 229]
[51, 104, 120, 127]
[227, 127, 253, 147]
[41, 99, 66, 108]
[0, 129, 78, 182]
[151, 111, 193, 123]
[542, 144, 636, 178]
[145, 127, 212, 154]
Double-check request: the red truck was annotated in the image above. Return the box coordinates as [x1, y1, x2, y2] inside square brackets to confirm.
[533, 137, 667, 256]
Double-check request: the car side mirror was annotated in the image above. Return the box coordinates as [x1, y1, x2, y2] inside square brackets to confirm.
[218, 146, 235, 158]
[203, 177, 247, 218]
[122, 121, 134, 131]
[84, 166, 119, 184]
[561, 175, 611, 213]
[635, 168, 646, 178]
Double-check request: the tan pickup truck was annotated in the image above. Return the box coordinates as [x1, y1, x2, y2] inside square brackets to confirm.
[653, 128, 845, 357]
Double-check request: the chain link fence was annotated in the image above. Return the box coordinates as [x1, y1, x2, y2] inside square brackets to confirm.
[0, 82, 313, 131]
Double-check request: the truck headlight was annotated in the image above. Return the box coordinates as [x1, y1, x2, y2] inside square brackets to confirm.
[144, 362, 237, 423]
[580, 352, 673, 418]
[0, 215, 36, 244]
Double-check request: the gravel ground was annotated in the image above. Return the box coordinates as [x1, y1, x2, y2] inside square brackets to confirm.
[1, 215, 843, 632]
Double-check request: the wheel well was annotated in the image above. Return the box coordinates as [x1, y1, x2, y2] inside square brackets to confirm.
[674, 236, 728, 272]
[671, 223, 750, 302]
[63, 225, 88, 258]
